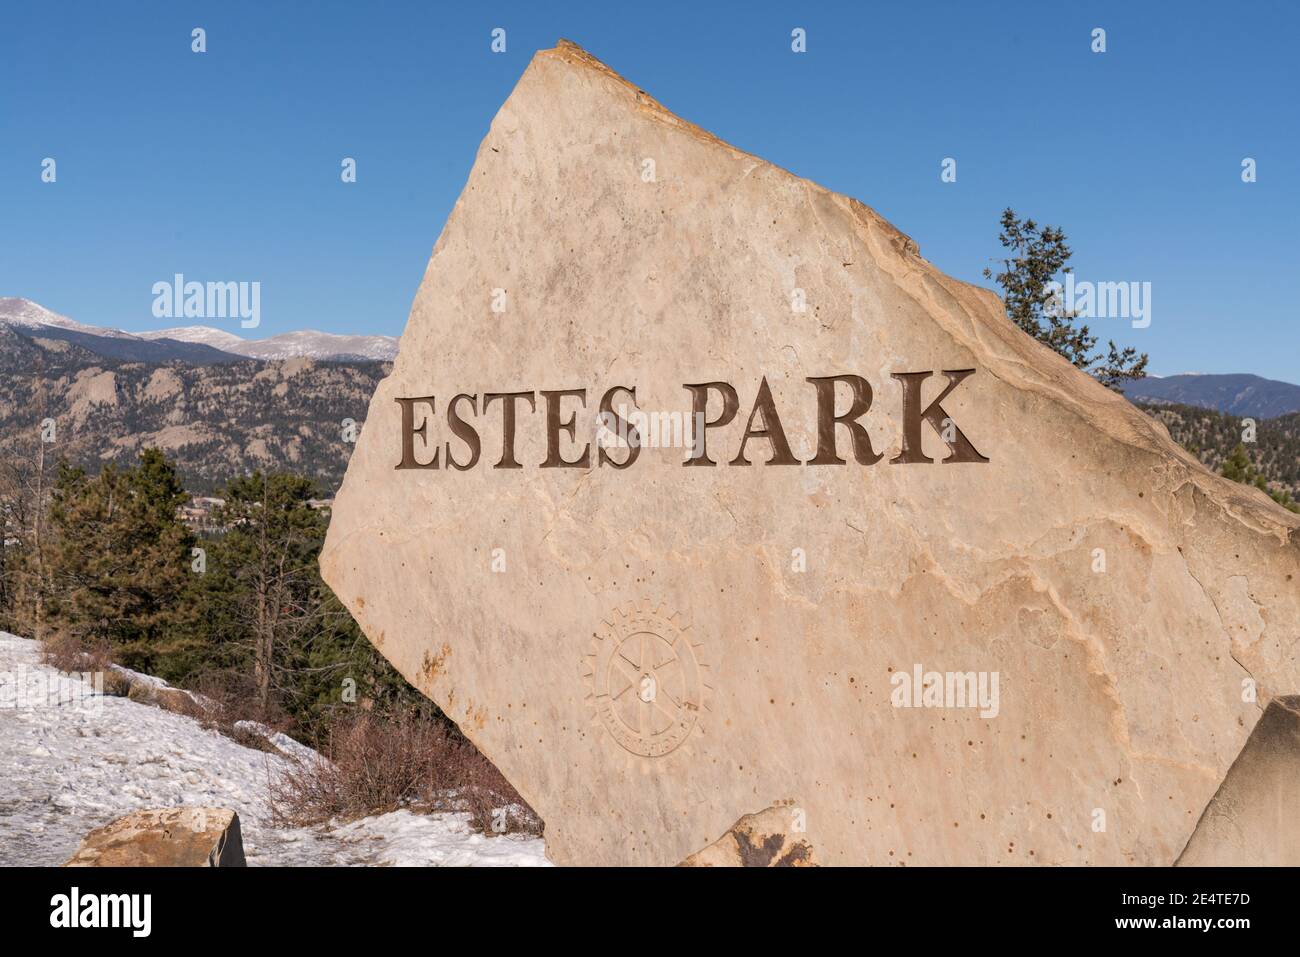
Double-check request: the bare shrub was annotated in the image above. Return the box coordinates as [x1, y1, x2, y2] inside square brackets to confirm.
[456, 751, 544, 837]
[40, 629, 114, 675]
[189, 668, 290, 740]
[269, 709, 543, 837]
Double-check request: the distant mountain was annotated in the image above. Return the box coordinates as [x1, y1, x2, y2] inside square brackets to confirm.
[0, 297, 131, 338]
[1, 298, 399, 363]
[138, 326, 398, 362]
[0, 298, 393, 494]
[0, 298, 241, 365]
[0, 320, 386, 495]
[135, 325, 247, 351]
[1122, 373, 1300, 419]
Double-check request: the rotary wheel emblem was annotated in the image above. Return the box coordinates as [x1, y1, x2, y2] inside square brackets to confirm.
[585, 600, 710, 758]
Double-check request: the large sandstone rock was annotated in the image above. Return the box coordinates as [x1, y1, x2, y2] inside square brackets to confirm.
[1176, 696, 1300, 866]
[65, 808, 246, 867]
[320, 40, 1300, 866]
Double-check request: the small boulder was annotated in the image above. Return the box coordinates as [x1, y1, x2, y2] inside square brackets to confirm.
[125, 679, 204, 718]
[65, 807, 246, 867]
[680, 805, 816, 867]
[100, 668, 133, 697]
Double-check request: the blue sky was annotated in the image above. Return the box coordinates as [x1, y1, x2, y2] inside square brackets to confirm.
[1, 0, 1296, 380]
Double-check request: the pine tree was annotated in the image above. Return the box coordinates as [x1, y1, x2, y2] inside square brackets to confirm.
[1219, 442, 1298, 511]
[984, 208, 1149, 389]
[1220, 444, 1252, 483]
[205, 473, 329, 715]
[43, 449, 193, 670]
[178, 471, 430, 740]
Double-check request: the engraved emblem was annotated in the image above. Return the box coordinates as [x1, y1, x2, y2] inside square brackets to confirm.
[585, 600, 710, 757]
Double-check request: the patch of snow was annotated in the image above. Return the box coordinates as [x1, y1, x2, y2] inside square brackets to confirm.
[232, 720, 321, 765]
[143, 327, 399, 362]
[225, 330, 398, 362]
[138, 325, 247, 351]
[324, 810, 551, 867]
[0, 633, 549, 867]
[0, 297, 137, 340]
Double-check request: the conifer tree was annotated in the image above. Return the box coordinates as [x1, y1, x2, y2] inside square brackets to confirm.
[984, 208, 1149, 389]
[44, 449, 193, 669]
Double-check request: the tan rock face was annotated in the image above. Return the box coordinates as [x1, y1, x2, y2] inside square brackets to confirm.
[321, 41, 1300, 866]
[681, 805, 817, 867]
[1176, 696, 1300, 866]
[65, 807, 246, 867]
[67, 368, 118, 421]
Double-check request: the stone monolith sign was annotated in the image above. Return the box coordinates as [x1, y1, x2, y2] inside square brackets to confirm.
[321, 40, 1300, 866]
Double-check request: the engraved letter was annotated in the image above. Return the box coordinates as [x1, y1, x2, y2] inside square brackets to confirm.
[682, 381, 739, 467]
[731, 376, 799, 466]
[395, 396, 439, 469]
[598, 385, 641, 469]
[805, 374, 883, 465]
[445, 393, 481, 471]
[483, 391, 537, 469]
[540, 388, 591, 468]
[890, 370, 988, 464]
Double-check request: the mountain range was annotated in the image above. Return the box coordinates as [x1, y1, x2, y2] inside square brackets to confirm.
[1121, 372, 1300, 419]
[0, 298, 389, 495]
[0, 298, 398, 363]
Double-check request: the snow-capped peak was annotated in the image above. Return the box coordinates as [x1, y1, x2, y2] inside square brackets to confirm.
[227, 329, 398, 361]
[2, 298, 399, 362]
[137, 326, 248, 350]
[0, 297, 138, 340]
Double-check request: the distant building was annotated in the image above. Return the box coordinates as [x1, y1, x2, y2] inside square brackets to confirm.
[178, 496, 226, 532]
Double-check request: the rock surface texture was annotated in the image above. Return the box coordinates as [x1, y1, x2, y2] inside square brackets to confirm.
[1176, 696, 1300, 866]
[65, 807, 246, 867]
[680, 805, 817, 867]
[320, 41, 1300, 866]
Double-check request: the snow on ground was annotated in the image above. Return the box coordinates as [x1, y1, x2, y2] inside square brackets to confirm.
[233, 720, 320, 765]
[0, 633, 549, 867]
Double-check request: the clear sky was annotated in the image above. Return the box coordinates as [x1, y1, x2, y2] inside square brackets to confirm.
[2, 0, 1296, 381]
